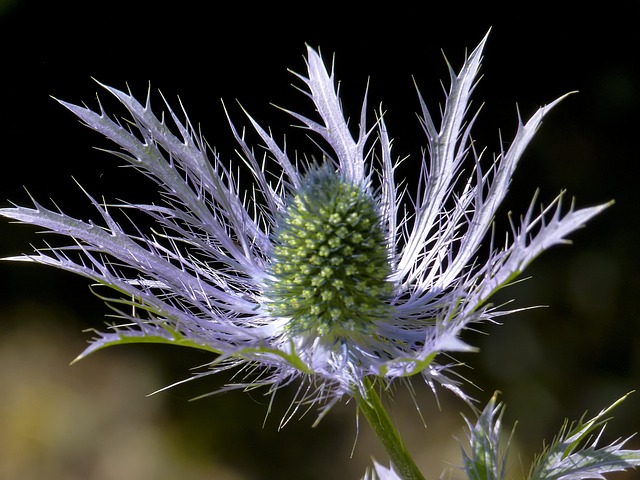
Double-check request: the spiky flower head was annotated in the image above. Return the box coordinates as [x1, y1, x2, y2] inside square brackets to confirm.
[266, 164, 393, 343]
[0, 32, 609, 417]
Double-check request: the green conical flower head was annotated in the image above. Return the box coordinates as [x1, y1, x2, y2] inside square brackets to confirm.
[267, 166, 394, 343]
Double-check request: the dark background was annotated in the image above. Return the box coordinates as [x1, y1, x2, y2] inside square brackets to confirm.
[0, 2, 638, 479]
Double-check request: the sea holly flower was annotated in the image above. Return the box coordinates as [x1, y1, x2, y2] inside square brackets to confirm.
[1, 33, 609, 422]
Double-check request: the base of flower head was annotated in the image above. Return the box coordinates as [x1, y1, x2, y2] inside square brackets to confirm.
[265, 165, 394, 343]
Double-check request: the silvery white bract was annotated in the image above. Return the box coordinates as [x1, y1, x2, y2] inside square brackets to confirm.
[0, 32, 609, 418]
[362, 460, 401, 480]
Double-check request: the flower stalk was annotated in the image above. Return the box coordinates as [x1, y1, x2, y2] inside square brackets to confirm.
[358, 378, 425, 480]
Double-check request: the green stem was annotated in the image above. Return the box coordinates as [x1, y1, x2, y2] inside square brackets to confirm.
[358, 377, 425, 480]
